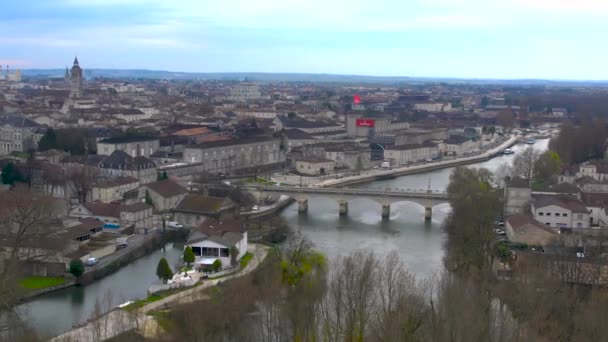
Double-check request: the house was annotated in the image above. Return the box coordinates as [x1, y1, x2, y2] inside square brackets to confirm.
[384, 141, 440, 165]
[172, 194, 236, 227]
[186, 218, 247, 270]
[120, 202, 154, 233]
[70, 202, 122, 224]
[139, 179, 188, 212]
[505, 214, 558, 247]
[69, 201, 153, 232]
[99, 150, 157, 184]
[295, 157, 335, 176]
[97, 135, 160, 158]
[91, 176, 139, 203]
[441, 135, 477, 157]
[504, 177, 531, 215]
[531, 194, 590, 230]
[284, 129, 317, 150]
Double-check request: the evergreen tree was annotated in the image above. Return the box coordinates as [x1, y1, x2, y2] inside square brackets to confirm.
[229, 246, 239, 266]
[1, 163, 17, 185]
[156, 257, 173, 283]
[69, 259, 85, 278]
[38, 128, 57, 151]
[183, 246, 195, 268]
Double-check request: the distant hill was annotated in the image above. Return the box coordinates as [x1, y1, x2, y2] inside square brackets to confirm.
[20, 69, 608, 86]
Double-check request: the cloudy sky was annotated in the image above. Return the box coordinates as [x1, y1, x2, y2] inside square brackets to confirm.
[2, 0, 607, 79]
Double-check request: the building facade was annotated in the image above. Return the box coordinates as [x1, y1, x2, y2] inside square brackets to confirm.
[97, 136, 160, 158]
[183, 137, 286, 174]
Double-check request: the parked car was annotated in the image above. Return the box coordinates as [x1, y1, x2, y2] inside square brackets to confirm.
[168, 221, 184, 229]
[252, 205, 259, 211]
[494, 229, 506, 236]
[86, 257, 99, 266]
[494, 221, 505, 226]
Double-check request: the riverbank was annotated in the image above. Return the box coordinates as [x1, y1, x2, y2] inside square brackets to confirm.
[19, 230, 184, 303]
[51, 243, 271, 342]
[316, 135, 518, 188]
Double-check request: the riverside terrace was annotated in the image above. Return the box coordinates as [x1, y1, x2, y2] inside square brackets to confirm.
[241, 185, 448, 221]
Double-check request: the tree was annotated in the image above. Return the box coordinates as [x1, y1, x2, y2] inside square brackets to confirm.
[156, 257, 173, 284]
[534, 150, 562, 184]
[212, 259, 222, 272]
[445, 167, 503, 273]
[1, 163, 18, 185]
[37, 128, 57, 151]
[67, 165, 98, 203]
[496, 111, 515, 130]
[157, 171, 168, 181]
[183, 246, 195, 268]
[229, 246, 239, 267]
[481, 96, 490, 107]
[512, 147, 539, 182]
[69, 259, 85, 278]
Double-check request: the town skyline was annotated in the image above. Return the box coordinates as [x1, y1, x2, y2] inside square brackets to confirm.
[3, 0, 608, 80]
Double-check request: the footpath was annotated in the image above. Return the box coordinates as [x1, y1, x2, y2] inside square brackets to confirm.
[317, 136, 518, 188]
[51, 244, 270, 342]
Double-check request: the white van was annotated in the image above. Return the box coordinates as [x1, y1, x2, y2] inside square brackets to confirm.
[86, 257, 99, 266]
[168, 221, 184, 229]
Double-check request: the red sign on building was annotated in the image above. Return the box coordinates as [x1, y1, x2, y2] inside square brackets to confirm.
[356, 119, 375, 127]
[353, 94, 361, 104]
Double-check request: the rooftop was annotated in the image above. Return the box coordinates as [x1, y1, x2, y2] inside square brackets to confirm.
[99, 135, 159, 144]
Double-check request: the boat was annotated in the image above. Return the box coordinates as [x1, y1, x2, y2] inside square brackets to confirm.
[525, 138, 536, 145]
[503, 148, 514, 155]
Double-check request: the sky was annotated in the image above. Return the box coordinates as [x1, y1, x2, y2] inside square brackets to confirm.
[1, 0, 607, 80]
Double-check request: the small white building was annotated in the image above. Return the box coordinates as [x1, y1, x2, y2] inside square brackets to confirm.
[186, 219, 248, 270]
[531, 194, 590, 230]
[384, 142, 439, 165]
[441, 135, 478, 157]
[295, 157, 335, 176]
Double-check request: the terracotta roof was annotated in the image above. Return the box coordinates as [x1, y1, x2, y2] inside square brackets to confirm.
[506, 214, 557, 235]
[174, 195, 231, 214]
[121, 202, 152, 213]
[145, 179, 187, 198]
[187, 218, 245, 244]
[173, 127, 212, 136]
[84, 202, 122, 218]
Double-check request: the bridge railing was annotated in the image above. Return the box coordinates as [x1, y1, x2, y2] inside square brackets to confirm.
[242, 185, 448, 197]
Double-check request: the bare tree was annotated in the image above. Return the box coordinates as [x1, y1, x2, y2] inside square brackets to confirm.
[511, 147, 539, 182]
[0, 185, 64, 340]
[67, 165, 98, 203]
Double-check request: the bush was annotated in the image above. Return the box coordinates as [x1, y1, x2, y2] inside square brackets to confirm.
[212, 259, 222, 272]
[156, 257, 173, 283]
[69, 259, 85, 278]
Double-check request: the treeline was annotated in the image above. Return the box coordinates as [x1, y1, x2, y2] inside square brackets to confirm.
[550, 119, 608, 166]
[511, 92, 608, 115]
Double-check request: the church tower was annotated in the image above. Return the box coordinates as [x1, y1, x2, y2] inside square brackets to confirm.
[70, 57, 83, 98]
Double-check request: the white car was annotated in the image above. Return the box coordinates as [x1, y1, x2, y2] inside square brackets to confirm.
[86, 257, 99, 266]
[252, 205, 259, 211]
[168, 221, 184, 229]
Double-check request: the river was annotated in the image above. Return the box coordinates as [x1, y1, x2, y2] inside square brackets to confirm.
[20, 139, 549, 338]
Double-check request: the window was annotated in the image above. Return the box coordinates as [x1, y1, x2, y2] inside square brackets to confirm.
[538, 212, 544, 216]
[578, 214, 583, 220]
[220, 248, 229, 257]
[201, 247, 219, 257]
[546, 223, 550, 225]
[563, 213, 568, 217]
[555, 213, 560, 217]
[546, 213, 551, 216]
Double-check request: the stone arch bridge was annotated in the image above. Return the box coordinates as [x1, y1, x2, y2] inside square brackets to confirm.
[242, 185, 449, 221]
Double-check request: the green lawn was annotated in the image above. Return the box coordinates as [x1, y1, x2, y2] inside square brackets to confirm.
[240, 252, 253, 268]
[20, 276, 65, 290]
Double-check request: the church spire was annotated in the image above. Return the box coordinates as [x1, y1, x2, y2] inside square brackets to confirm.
[73, 57, 79, 66]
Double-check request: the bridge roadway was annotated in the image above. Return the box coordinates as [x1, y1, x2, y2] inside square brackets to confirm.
[242, 185, 450, 221]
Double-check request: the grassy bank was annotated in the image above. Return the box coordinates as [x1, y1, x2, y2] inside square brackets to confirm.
[20, 276, 65, 290]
